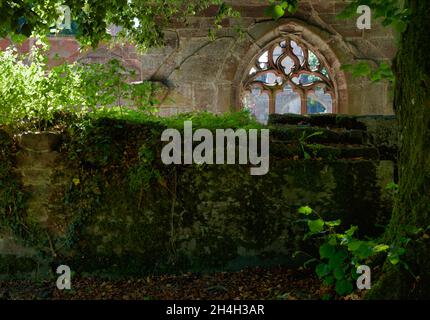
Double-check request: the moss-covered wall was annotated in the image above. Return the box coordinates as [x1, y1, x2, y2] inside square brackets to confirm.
[0, 115, 398, 278]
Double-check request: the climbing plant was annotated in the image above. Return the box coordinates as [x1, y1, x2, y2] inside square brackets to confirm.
[297, 206, 410, 298]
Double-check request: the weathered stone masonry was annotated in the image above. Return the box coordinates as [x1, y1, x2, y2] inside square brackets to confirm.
[0, 0, 397, 117]
[0, 1, 399, 278]
[0, 114, 398, 277]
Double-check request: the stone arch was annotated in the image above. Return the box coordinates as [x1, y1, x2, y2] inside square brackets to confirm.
[232, 19, 350, 115]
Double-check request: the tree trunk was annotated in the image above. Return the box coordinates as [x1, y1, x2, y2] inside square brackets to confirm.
[368, 0, 430, 299]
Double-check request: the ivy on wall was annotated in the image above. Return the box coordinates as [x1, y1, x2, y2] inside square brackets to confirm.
[0, 128, 31, 239]
[1, 112, 395, 277]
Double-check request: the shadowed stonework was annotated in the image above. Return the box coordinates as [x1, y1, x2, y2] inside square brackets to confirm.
[0, 114, 397, 278]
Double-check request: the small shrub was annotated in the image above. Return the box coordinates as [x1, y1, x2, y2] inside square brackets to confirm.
[0, 44, 157, 130]
[297, 206, 409, 298]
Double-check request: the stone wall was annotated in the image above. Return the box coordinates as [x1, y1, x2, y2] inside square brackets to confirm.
[0, 0, 396, 117]
[0, 115, 398, 278]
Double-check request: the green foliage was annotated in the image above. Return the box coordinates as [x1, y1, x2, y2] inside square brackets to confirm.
[0, 43, 257, 132]
[0, 0, 412, 51]
[77, 59, 160, 114]
[0, 0, 230, 50]
[128, 144, 163, 194]
[75, 108, 261, 132]
[298, 131, 324, 160]
[298, 205, 313, 215]
[263, 0, 410, 38]
[261, 0, 404, 87]
[342, 62, 372, 78]
[264, 0, 298, 20]
[50, 116, 276, 273]
[385, 181, 399, 201]
[0, 44, 82, 128]
[0, 1, 59, 38]
[209, 2, 241, 41]
[159, 109, 262, 130]
[337, 0, 410, 34]
[370, 63, 395, 82]
[0, 45, 158, 130]
[298, 206, 408, 298]
[0, 112, 396, 276]
[0, 129, 27, 237]
[342, 62, 395, 83]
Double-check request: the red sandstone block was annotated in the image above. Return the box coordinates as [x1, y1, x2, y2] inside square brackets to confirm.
[318, 13, 342, 25]
[311, 1, 336, 14]
[0, 38, 12, 50]
[0, 38, 32, 53]
[331, 23, 364, 38]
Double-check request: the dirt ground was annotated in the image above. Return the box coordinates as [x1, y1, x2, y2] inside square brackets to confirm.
[0, 267, 346, 300]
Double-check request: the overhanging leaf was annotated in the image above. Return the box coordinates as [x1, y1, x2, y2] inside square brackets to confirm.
[298, 206, 313, 215]
[325, 219, 341, 227]
[308, 219, 325, 233]
[319, 243, 336, 259]
[373, 244, 390, 253]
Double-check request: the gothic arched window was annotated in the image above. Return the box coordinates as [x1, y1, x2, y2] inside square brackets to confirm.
[242, 38, 337, 123]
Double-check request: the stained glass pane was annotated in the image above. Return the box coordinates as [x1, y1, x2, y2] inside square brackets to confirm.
[243, 88, 270, 123]
[275, 85, 301, 114]
[308, 50, 320, 71]
[307, 87, 333, 114]
[273, 45, 283, 63]
[258, 51, 269, 63]
[292, 74, 322, 86]
[243, 37, 336, 121]
[280, 56, 295, 74]
[291, 41, 305, 65]
[255, 72, 283, 86]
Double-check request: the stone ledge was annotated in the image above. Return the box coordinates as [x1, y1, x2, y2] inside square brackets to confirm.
[270, 126, 366, 145]
[14, 168, 54, 187]
[268, 113, 398, 160]
[270, 142, 379, 160]
[16, 131, 62, 152]
[268, 113, 372, 130]
[15, 150, 61, 168]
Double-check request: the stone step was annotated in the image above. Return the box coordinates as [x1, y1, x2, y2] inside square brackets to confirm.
[26, 205, 50, 223]
[270, 127, 366, 145]
[15, 168, 54, 186]
[270, 141, 379, 160]
[268, 113, 367, 130]
[16, 131, 62, 152]
[268, 114, 397, 131]
[0, 231, 36, 256]
[16, 150, 61, 168]
[26, 185, 53, 199]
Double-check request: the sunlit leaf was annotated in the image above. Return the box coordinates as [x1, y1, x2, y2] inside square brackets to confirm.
[308, 219, 325, 233]
[298, 206, 313, 215]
